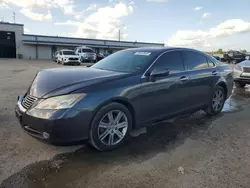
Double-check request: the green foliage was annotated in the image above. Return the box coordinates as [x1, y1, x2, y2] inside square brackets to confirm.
[240, 49, 247, 53]
[217, 49, 223, 54]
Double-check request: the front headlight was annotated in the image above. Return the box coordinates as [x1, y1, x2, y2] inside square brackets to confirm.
[35, 94, 86, 110]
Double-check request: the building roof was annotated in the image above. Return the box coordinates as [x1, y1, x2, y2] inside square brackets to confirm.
[0, 22, 24, 26]
[23, 34, 165, 46]
[22, 40, 150, 49]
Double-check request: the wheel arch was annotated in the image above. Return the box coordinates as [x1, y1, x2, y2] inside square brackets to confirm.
[92, 97, 136, 130]
[216, 81, 228, 97]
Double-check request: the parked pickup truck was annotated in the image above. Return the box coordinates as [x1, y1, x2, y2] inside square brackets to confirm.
[222, 50, 250, 64]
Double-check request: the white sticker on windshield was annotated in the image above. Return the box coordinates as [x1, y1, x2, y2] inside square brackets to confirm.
[134, 52, 151, 56]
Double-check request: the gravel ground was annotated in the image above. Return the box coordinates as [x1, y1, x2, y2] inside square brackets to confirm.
[1, 59, 250, 188]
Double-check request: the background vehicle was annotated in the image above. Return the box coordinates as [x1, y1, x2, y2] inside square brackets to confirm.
[15, 47, 233, 151]
[222, 50, 249, 64]
[213, 55, 221, 61]
[57, 50, 80, 65]
[96, 53, 105, 62]
[52, 51, 59, 62]
[233, 60, 250, 88]
[75, 46, 97, 63]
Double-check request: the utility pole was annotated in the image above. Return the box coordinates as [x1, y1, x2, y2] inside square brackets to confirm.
[118, 29, 120, 41]
[13, 12, 16, 23]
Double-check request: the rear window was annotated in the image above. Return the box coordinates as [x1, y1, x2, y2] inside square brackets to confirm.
[182, 51, 208, 70]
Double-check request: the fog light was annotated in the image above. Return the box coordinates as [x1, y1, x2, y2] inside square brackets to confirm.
[43, 132, 50, 139]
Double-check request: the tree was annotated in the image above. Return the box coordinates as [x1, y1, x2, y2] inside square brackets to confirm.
[217, 49, 223, 54]
[240, 49, 247, 53]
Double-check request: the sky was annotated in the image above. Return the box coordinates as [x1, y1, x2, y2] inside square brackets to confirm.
[0, 0, 250, 51]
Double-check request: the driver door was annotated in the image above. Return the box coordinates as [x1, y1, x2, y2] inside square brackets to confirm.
[137, 51, 189, 124]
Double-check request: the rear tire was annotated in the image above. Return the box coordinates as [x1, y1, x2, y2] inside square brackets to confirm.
[235, 81, 246, 88]
[205, 86, 226, 116]
[89, 103, 132, 151]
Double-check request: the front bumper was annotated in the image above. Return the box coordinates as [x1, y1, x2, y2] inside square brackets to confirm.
[233, 71, 250, 83]
[63, 59, 80, 64]
[15, 96, 92, 143]
[81, 56, 96, 61]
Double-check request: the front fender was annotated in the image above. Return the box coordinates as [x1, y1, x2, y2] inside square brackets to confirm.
[216, 65, 233, 98]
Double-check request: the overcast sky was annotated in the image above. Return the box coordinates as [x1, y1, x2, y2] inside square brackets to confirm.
[0, 0, 250, 51]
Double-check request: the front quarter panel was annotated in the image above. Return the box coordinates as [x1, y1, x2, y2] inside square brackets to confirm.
[217, 64, 233, 98]
[71, 74, 142, 119]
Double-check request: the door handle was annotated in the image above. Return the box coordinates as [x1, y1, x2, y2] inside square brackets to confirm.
[180, 76, 189, 81]
[212, 71, 219, 75]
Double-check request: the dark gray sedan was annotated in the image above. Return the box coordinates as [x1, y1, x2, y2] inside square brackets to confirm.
[15, 47, 233, 151]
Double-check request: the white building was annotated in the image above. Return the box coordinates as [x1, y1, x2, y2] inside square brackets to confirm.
[0, 22, 165, 60]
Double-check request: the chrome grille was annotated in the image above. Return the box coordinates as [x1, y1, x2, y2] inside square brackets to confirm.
[69, 58, 78, 60]
[22, 95, 38, 109]
[243, 67, 250, 73]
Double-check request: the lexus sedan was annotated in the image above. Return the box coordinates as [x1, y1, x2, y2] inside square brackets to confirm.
[233, 60, 250, 88]
[15, 47, 233, 151]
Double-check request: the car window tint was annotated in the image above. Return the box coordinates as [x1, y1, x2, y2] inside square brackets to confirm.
[208, 59, 215, 67]
[154, 51, 184, 73]
[82, 49, 93, 53]
[182, 51, 208, 70]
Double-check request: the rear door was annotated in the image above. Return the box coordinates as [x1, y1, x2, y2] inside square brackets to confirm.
[181, 51, 218, 108]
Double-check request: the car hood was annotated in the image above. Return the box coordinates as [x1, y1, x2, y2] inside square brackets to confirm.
[28, 67, 127, 98]
[63, 55, 79, 58]
[241, 60, 250, 67]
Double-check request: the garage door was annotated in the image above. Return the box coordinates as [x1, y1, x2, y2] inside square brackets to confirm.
[0, 31, 16, 58]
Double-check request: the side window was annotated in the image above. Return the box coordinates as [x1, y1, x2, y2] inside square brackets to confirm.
[60, 51, 62, 55]
[182, 51, 208, 70]
[153, 51, 184, 73]
[207, 59, 215, 67]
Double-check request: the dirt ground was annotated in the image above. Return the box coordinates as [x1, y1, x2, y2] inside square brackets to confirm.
[1, 59, 250, 188]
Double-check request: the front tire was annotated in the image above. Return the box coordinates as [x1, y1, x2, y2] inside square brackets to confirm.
[89, 103, 132, 151]
[235, 81, 246, 88]
[205, 86, 226, 116]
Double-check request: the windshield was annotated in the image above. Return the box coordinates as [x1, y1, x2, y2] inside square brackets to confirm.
[82, 49, 93, 53]
[92, 50, 157, 73]
[62, 51, 75, 55]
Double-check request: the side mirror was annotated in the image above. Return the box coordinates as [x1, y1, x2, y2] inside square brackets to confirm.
[150, 67, 170, 77]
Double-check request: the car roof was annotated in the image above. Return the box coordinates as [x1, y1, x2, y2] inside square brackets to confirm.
[61, 49, 74, 51]
[124, 47, 205, 54]
[77, 46, 92, 49]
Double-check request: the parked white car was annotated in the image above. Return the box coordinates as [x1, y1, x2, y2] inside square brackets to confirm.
[75, 46, 97, 63]
[57, 50, 81, 65]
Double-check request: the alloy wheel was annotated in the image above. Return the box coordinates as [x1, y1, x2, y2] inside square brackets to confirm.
[97, 110, 128, 146]
[212, 89, 224, 112]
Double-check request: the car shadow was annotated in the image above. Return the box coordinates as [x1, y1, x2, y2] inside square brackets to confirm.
[1, 90, 246, 187]
[1, 111, 221, 188]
